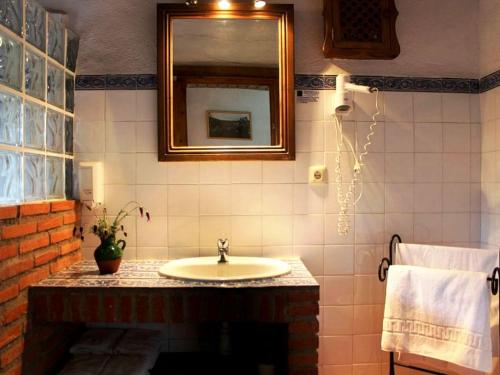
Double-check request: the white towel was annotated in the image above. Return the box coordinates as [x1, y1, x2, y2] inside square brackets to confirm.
[396, 242, 500, 372]
[396, 243, 498, 273]
[100, 355, 157, 375]
[69, 329, 125, 355]
[58, 355, 111, 375]
[113, 329, 163, 356]
[381, 265, 493, 373]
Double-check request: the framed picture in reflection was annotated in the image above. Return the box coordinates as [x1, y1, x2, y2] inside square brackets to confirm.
[207, 110, 252, 140]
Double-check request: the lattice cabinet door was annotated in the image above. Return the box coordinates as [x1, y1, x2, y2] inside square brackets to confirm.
[322, 0, 400, 59]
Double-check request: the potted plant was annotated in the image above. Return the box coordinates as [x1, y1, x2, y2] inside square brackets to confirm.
[84, 201, 150, 274]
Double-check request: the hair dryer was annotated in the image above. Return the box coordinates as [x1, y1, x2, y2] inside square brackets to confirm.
[334, 74, 376, 115]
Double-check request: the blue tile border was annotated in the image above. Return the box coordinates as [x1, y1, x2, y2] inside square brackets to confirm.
[295, 75, 478, 93]
[480, 70, 500, 93]
[75, 74, 157, 90]
[76, 70, 500, 93]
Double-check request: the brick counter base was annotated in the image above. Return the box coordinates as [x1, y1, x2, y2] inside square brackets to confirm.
[29, 287, 319, 375]
[0, 201, 82, 375]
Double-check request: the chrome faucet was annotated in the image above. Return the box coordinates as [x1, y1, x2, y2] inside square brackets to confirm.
[217, 238, 229, 263]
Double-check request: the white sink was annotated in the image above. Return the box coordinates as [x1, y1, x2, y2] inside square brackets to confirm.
[158, 256, 291, 282]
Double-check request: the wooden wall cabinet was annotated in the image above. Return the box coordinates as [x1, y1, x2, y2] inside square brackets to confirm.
[322, 0, 400, 60]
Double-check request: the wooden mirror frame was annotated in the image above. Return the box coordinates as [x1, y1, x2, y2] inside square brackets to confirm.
[157, 3, 295, 161]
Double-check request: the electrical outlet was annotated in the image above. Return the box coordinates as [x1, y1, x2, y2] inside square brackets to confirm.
[309, 165, 326, 184]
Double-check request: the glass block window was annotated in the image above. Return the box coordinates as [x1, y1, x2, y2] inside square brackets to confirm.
[0, 0, 78, 205]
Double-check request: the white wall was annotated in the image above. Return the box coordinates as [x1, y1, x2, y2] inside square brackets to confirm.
[75, 88, 482, 373]
[186, 87, 271, 146]
[479, 0, 500, 248]
[39, 0, 481, 77]
[479, 0, 500, 77]
[49, 0, 499, 372]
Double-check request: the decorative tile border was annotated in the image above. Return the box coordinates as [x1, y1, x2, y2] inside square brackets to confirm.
[76, 74, 157, 90]
[76, 70, 500, 93]
[480, 70, 500, 93]
[295, 74, 479, 93]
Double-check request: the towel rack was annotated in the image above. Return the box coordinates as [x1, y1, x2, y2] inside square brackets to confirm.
[377, 234, 500, 375]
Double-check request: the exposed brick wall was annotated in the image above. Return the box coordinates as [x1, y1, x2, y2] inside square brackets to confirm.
[30, 287, 319, 375]
[0, 201, 82, 375]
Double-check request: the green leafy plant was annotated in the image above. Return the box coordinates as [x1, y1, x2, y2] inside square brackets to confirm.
[83, 201, 150, 261]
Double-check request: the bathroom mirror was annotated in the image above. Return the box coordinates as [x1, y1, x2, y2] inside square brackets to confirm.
[157, 4, 295, 161]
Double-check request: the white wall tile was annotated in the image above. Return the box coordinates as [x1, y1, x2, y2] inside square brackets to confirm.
[75, 121, 106, 153]
[385, 183, 413, 213]
[137, 215, 167, 247]
[414, 123, 442, 152]
[324, 306, 353, 335]
[262, 161, 295, 183]
[325, 120, 356, 152]
[136, 122, 157, 152]
[136, 185, 167, 216]
[413, 93, 442, 123]
[442, 93, 470, 123]
[414, 213, 443, 243]
[324, 245, 354, 275]
[356, 121, 385, 153]
[385, 122, 414, 152]
[104, 184, 136, 215]
[295, 152, 325, 183]
[414, 183, 442, 213]
[168, 217, 199, 247]
[106, 90, 137, 122]
[355, 183, 384, 214]
[294, 214, 324, 245]
[294, 184, 325, 214]
[414, 153, 442, 182]
[168, 162, 199, 185]
[106, 121, 136, 153]
[385, 153, 414, 183]
[75, 91, 106, 122]
[262, 216, 293, 245]
[297, 90, 325, 121]
[199, 216, 231, 247]
[262, 184, 293, 215]
[354, 245, 383, 274]
[136, 90, 157, 122]
[294, 245, 324, 276]
[199, 162, 231, 184]
[199, 185, 231, 216]
[296, 122, 324, 152]
[231, 216, 262, 246]
[104, 153, 136, 184]
[230, 161, 262, 183]
[325, 214, 354, 245]
[136, 153, 168, 185]
[443, 123, 470, 152]
[385, 213, 414, 242]
[352, 91, 385, 121]
[443, 153, 470, 182]
[443, 213, 470, 243]
[231, 184, 262, 215]
[354, 214, 385, 244]
[168, 185, 199, 216]
[384, 92, 413, 122]
[443, 183, 470, 212]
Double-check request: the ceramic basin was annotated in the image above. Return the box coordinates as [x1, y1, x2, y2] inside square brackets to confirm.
[158, 256, 291, 282]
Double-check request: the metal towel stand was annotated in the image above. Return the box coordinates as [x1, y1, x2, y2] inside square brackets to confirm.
[377, 234, 500, 375]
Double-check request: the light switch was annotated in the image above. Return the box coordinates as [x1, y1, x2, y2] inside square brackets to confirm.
[309, 165, 326, 184]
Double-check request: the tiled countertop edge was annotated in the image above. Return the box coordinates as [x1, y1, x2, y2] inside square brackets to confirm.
[75, 70, 500, 93]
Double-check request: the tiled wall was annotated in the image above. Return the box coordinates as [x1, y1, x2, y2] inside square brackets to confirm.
[74, 88, 481, 373]
[480, 86, 500, 248]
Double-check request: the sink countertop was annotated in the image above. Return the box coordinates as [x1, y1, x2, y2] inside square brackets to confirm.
[32, 258, 318, 289]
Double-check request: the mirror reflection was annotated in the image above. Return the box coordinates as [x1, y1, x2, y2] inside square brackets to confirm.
[172, 18, 280, 147]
